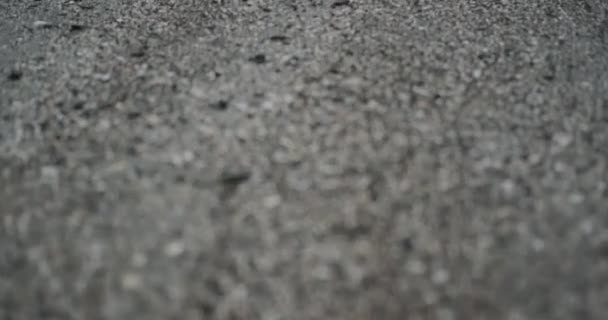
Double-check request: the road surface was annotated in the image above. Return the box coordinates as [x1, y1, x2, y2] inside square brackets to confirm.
[1, 1, 608, 319]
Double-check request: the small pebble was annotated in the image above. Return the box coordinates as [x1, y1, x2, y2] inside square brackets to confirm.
[69, 24, 86, 32]
[407, 259, 426, 275]
[33, 20, 53, 29]
[249, 54, 267, 64]
[331, 0, 351, 8]
[263, 194, 282, 209]
[432, 269, 450, 285]
[7, 69, 22, 81]
[210, 99, 229, 111]
[165, 240, 186, 257]
[269, 35, 290, 44]
[220, 170, 251, 186]
[121, 273, 143, 290]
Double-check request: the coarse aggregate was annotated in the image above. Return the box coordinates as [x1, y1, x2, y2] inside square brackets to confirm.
[1, 1, 608, 319]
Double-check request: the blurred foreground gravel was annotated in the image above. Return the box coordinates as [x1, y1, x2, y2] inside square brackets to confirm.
[1, 1, 608, 319]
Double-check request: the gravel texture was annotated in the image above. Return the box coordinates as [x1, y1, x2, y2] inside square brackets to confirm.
[1, 1, 608, 319]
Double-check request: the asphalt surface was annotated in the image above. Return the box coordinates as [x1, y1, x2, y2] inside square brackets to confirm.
[1, 1, 608, 319]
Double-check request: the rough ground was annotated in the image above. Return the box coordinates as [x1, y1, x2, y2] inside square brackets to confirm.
[1, 1, 608, 319]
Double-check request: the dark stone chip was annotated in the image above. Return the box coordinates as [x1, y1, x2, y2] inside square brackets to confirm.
[220, 170, 251, 186]
[210, 99, 229, 111]
[6, 69, 22, 81]
[331, 0, 351, 8]
[269, 35, 290, 44]
[70, 24, 87, 32]
[249, 54, 267, 64]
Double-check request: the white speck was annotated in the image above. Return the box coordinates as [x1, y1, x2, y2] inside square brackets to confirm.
[568, 193, 584, 204]
[190, 86, 206, 99]
[33, 20, 52, 29]
[182, 150, 195, 163]
[580, 81, 592, 90]
[532, 238, 545, 252]
[165, 241, 185, 257]
[94, 73, 112, 82]
[170, 152, 194, 166]
[501, 179, 516, 196]
[263, 194, 282, 209]
[41, 166, 59, 187]
[432, 269, 449, 285]
[97, 119, 111, 131]
[553, 133, 572, 148]
[407, 259, 426, 275]
[132, 252, 147, 267]
[437, 307, 455, 320]
[508, 310, 525, 320]
[41, 166, 59, 180]
[412, 86, 431, 97]
[580, 220, 593, 234]
[554, 162, 567, 173]
[121, 273, 142, 290]
[145, 114, 161, 126]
